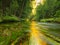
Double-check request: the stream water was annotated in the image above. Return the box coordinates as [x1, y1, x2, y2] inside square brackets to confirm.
[29, 21, 46, 45]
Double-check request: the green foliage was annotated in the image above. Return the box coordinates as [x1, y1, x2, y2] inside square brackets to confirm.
[11, 0, 19, 9]
[0, 0, 31, 20]
[0, 18, 2, 22]
[54, 10, 60, 17]
[54, 18, 60, 23]
[21, 0, 32, 19]
[35, 0, 60, 23]
[40, 18, 54, 22]
[40, 18, 60, 23]
[10, 0, 19, 15]
[0, 22, 30, 45]
[3, 16, 19, 21]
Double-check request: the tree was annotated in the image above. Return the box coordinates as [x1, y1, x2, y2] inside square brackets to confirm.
[35, 0, 60, 22]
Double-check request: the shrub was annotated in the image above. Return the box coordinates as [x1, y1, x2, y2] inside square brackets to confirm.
[40, 18, 54, 22]
[0, 15, 20, 23]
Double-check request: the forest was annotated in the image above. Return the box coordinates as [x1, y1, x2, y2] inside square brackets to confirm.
[0, 0, 60, 23]
[0, 0, 60, 45]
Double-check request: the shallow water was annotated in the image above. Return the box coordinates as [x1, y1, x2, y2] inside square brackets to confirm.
[29, 21, 46, 45]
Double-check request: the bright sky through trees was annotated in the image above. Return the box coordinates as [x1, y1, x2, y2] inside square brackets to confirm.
[36, 0, 41, 6]
[31, 0, 42, 15]
[36, 0, 45, 6]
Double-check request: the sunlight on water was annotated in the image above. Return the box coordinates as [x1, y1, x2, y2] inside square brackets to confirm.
[29, 21, 46, 45]
[29, 0, 46, 45]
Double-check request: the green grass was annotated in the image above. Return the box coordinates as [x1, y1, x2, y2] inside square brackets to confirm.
[0, 21, 30, 45]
